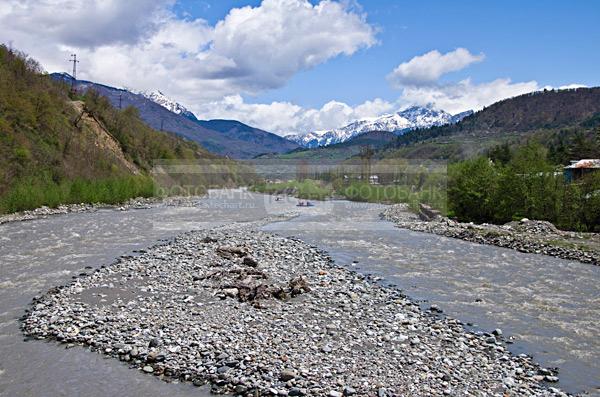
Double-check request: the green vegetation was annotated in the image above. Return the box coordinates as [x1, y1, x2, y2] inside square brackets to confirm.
[0, 174, 154, 213]
[0, 45, 253, 214]
[336, 181, 446, 212]
[253, 179, 333, 200]
[252, 159, 448, 213]
[448, 142, 600, 231]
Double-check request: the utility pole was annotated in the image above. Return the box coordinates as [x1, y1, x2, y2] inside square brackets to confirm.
[360, 145, 374, 182]
[160, 118, 164, 131]
[68, 54, 79, 93]
[118, 93, 122, 109]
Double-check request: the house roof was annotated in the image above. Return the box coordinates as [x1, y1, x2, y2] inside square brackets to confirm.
[564, 159, 600, 169]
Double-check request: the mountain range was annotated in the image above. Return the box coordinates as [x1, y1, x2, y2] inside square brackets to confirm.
[287, 106, 473, 148]
[51, 73, 299, 159]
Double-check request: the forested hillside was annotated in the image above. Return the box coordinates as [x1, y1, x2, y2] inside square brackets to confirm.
[0, 46, 248, 213]
[383, 88, 600, 160]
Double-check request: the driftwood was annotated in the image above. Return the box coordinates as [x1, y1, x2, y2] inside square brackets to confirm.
[288, 276, 311, 297]
[220, 275, 311, 303]
[198, 267, 267, 281]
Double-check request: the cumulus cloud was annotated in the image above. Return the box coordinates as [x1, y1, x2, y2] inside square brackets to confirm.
[388, 48, 484, 88]
[194, 96, 395, 136]
[0, 0, 376, 102]
[386, 48, 546, 114]
[207, 0, 376, 90]
[0, 0, 172, 48]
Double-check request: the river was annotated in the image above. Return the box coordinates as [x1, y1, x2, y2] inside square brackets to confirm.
[1, 190, 598, 396]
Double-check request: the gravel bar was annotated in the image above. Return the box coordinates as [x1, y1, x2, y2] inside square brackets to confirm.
[21, 221, 567, 396]
[382, 204, 599, 266]
[0, 196, 204, 225]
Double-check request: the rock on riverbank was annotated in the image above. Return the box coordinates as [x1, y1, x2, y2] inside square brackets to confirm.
[382, 204, 599, 266]
[22, 225, 566, 396]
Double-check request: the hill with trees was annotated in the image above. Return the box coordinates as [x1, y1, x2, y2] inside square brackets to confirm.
[383, 87, 600, 160]
[376, 88, 600, 231]
[0, 45, 249, 213]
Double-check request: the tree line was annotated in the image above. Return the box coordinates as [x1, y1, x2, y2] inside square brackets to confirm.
[448, 139, 600, 231]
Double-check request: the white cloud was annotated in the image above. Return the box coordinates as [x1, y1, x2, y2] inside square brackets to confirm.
[207, 0, 376, 91]
[0, 0, 172, 48]
[399, 78, 540, 114]
[0, 0, 376, 102]
[0, 0, 381, 136]
[388, 48, 484, 87]
[387, 48, 546, 114]
[194, 96, 395, 136]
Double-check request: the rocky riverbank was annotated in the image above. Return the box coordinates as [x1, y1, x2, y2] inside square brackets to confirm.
[382, 204, 600, 266]
[0, 196, 204, 225]
[22, 221, 567, 396]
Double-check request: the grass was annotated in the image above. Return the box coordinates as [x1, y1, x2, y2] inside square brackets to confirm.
[0, 174, 155, 214]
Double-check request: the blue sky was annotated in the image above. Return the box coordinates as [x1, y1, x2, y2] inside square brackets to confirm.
[1, 0, 598, 134]
[175, 0, 600, 109]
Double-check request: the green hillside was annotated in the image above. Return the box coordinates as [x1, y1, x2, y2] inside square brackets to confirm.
[0, 45, 249, 213]
[382, 87, 600, 161]
[372, 88, 600, 231]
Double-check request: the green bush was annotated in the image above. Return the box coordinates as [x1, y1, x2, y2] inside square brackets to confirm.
[447, 142, 600, 231]
[0, 175, 154, 214]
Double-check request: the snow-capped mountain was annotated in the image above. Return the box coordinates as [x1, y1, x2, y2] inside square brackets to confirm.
[140, 90, 198, 121]
[288, 106, 473, 148]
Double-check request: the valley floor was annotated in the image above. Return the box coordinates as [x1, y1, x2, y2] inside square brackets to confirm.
[4, 191, 599, 396]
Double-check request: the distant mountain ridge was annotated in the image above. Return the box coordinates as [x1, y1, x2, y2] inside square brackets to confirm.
[287, 106, 472, 148]
[259, 130, 399, 161]
[139, 90, 198, 121]
[51, 73, 299, 159]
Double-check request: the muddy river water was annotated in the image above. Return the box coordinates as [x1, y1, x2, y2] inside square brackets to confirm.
[1, 190, 598, 396]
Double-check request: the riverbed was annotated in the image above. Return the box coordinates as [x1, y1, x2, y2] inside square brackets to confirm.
[1, 190, 599, 396]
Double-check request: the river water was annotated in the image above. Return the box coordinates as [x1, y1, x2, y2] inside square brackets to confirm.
[1, 190, 598, 396]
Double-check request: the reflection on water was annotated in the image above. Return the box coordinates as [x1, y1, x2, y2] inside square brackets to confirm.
[1, 191, 598, 396]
